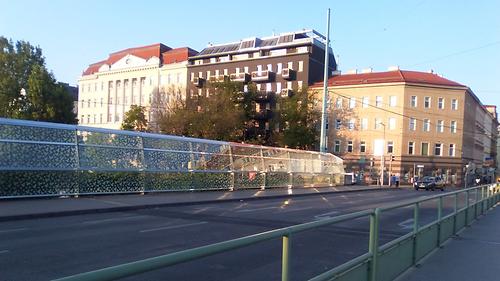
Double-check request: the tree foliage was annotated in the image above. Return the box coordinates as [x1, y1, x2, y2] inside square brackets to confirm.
[0, 36, 76, 123]
[275, 87, 320, 150]
[121, 105, 147, 132]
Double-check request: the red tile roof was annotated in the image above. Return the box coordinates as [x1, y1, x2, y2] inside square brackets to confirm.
[83, 44, 198, 75]
[311, 70, 466, 88]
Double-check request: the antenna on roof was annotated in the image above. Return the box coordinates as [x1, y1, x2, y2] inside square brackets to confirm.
[272, 29, 276, 36]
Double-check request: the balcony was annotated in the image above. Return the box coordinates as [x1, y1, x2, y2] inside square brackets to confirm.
[230, 73, 250, 83]
[251, 70, 274, 82]
[281, 68, 296, 80]
[192, 77, 205, 88]
[208, 75, 228, 83]
[253, 109, 272, 120]
[280, 88, 293, 98]
[255, 91, 274, 102]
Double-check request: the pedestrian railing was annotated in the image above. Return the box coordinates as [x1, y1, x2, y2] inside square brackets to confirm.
[0, 118, 344, 198]
[53, 183, 499, 281]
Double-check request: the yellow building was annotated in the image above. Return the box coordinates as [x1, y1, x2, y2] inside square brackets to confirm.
[311, 68, 498, 186]
[78, 43, 197, 130]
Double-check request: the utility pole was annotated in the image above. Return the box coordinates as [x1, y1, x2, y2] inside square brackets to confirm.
[319, 8, 331, 153]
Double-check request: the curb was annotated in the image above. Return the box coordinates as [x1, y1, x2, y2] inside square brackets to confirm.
[0, 187, 396, 222]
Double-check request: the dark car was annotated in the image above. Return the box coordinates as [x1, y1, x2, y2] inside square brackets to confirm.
[414, 176, 444, 191]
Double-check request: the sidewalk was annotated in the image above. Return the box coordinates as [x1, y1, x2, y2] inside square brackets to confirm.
[397, 205, 500, 281]
[0, 185, 392, 222]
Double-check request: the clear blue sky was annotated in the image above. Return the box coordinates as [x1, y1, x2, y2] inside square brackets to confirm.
[1, 0, 499, 108]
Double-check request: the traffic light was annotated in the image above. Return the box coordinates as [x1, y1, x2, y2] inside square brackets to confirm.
[390, 155, 395, 162]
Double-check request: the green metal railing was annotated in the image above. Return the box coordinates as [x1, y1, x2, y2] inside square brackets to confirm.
[54, 184, 500, 281]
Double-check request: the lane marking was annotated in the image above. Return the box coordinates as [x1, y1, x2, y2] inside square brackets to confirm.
[0, 250, 9, 254]
[0, 228, 28, 234]
[236, 206, 279, 213]
[314, 210, 340, 220]
[82, 215, 146, 225]
[140, 222, 208, 233]
[398, 218, 414, 229]
[280, 206, 314, 213]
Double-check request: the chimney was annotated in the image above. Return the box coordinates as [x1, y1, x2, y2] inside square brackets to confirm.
[387, 65, 399, 71]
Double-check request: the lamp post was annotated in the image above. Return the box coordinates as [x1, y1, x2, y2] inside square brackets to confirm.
[380, 122, 386, 186]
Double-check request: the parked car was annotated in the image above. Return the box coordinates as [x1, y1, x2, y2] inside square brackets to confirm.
[414, 176, 444, 191]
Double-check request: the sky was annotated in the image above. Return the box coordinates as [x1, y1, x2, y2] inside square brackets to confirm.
[1, 0, 499, 108]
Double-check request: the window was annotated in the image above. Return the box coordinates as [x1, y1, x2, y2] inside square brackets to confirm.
[298, 81, 303, 89]
[438, 97, 444, 109]
[451, 99, 458, 110]
[81, 84, 84, 93]
[87, 99, 91, 107]
[276, 82, 282, 93]
[334, 140, 341, 153]
[288, 61, 293, 69]
[449, 144, 456, 157]
[335, 98, 342, 109]
[348, 119, 355, 130]
[349, 97, 356, 108]
[81, 115, 85, 123]
[387, 141, 394, 154]
[99, 114, 103, 124]
[335, 119, 341, 129]
[296, 60, 303, 72]
[361, 118, 368, 130]
[277, 63, 283, 74]
[244, 66, 249, 73]
[423, 119, 430, 132]
[410, 96, 417, 107]
[360, 141, 366, 153]
[437, 120, 444, 133]
[389, 96, 397, 107]
[451, 121, 457, 133]
[81, 100, 84, 108]
[267, 64, 272, 71]
[389, 118, 396, 130]
[375, 118, 381, 129]
[87, 115, 90, 124]
[101, 82, 104, 91]
[347, 141, 353, 153]
[375, 96, 382, 107]
[421, 142, 429, 156]
[408, 141, 414, 155]
[100, 98, 103, 107]
[434, 143, 443, 156]
[94, 99, 97, 107]
[424, 96, 431, 108]
[362, 97, 369, 108]
[409, 118, 416, 131]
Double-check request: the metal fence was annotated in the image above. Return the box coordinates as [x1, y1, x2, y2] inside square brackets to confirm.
[53, 183, 500, 281]
[0, 117, 344, 198]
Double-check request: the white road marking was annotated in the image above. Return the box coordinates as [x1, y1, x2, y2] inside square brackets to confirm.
[314, 210, 340, 220]
[280, 206, 314, 213]
[140, 222, 208, 233]
[398, 218, 414, 229]
[235, 206, 279, 213]
[0, 250, 9, 254]
[82, 215, 146, 225]
[0, 228, 28, 233]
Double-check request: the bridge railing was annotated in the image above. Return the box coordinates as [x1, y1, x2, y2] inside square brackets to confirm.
[0, 118, 344, 198]
[53, 183, 500, 281]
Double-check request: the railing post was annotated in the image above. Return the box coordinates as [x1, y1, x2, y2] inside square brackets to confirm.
[369, 209, 380, 281]
[465, 190, 470, 226]
[260, 148, 266, 190]
[481, 186, 486, 214]
[74, 128, 80, 197]
[475, 187, 480, 219]
[412, 202, 420, 265]
[437, 197, 443, 247]
[139, 134, 146, 194]
[228, 145, 235, 191]
[453, 193, 458, 235]
[282, 234, 291, 281]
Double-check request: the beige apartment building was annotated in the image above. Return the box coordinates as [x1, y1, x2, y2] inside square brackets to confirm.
[78, 43, 197, 130]
[311, 68, 498, 186]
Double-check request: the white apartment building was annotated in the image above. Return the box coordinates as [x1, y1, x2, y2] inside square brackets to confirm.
[78, 43, 197, 130]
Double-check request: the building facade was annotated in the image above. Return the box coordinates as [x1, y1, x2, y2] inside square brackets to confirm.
[78, 43, 197, 130]
[311, 68, 498, 186]
[186, 29, 336, 139]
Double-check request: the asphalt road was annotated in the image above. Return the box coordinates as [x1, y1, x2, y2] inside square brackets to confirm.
[0, 188, 467, 281]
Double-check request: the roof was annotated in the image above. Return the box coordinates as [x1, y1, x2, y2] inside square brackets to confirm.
[83, 44, 197, 75]
[311, 70, 466, 88]
[193, 29, 326, 58]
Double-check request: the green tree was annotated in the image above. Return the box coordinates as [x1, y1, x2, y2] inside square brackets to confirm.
[0, 36, 76, 123]
[121, 105, 147, 131]
[275, 86, 320, 150]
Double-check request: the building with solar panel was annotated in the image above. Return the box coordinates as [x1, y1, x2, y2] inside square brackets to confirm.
[187, 29, 337, 140]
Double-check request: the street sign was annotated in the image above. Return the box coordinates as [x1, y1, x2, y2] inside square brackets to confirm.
[417, 165, 424, 168]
